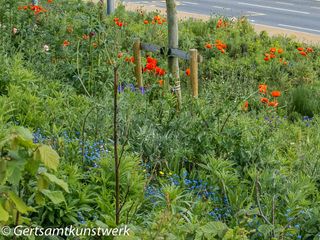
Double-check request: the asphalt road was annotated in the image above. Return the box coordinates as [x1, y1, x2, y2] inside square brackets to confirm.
[124, 0, 320, 35]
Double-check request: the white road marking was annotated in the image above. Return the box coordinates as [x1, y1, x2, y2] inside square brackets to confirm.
[211, 5, 231, 10]
[244, 11, 266, 16]
[238, 2, 310, 14]
[182, 1, 199, 5]
[276, 1, 294, 6]
[278, 24, 320, 33]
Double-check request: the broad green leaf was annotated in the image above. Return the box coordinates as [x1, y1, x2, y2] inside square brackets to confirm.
[37, 175, 49, 191]
[8, 191, 34, 214]
[41, 190, 65, 204]
[6, 157, 26, 186]
[42, 172, 69, 193]
[14, 127, 33, 141]
[200, 221, 228, 239]
[35, 145, 59, 171]
[0, 204, 9, 221]
[11, 127, 35, 148]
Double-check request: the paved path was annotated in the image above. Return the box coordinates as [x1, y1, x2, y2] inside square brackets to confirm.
[124, 0, 320, 35]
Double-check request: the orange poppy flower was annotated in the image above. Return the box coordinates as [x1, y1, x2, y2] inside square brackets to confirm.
[205, 43, 212, 49]
[125, 56, 135, 63]
[144, 20, 149, 24]
[271, 91, 281, 97]
[268, 101, 278, 107]
[278, 48, 283, 54]
[297, 47, 304, 51]
[306, 47, 313, 53]
[242, 101, 249, 111]
[67, 26, 73, 33]
[264, 57, 270, 61]
[299, 51, 307, 56]
[82, 34, 89, 40]
[186, 68, 191, 76]
[154, 15, 161, 21]
[270, 47, 276, 53]
[260, 98, 269, 104]
[259, 84, 267, 94]
[270, 54, 276, 59]
[63, 40, 70, 47]
[158, 79, 164, 87]
[220, 49, 225, 54]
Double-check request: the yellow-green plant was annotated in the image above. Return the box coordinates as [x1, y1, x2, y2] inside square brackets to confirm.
[0, 126, 69, 225]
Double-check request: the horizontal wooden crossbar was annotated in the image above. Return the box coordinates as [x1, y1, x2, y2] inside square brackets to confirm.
[140, 42, 202, 63]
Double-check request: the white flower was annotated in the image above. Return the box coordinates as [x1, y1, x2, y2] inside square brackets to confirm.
[43, 44, 50, 52]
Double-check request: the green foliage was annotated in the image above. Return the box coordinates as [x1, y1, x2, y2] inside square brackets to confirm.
[0, 126, 68, 225]
[0, 0, 319, 239]
[288, 85, 320, 117]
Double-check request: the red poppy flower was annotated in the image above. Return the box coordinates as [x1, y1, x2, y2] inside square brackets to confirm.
[264, 57, 270, 61]
[278, 48, 283, 54]
[297, 47, 304, 51]
[260, 98, 269, 104]
[186, 68, 191, 76]
[144, 20, 149, 24]
[116, 21, 123, 27]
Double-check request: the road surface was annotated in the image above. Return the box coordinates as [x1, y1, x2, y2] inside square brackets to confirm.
[123, 0, 320, 35]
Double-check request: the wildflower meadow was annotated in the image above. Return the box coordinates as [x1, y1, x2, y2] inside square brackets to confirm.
[0, 0, 320, 239]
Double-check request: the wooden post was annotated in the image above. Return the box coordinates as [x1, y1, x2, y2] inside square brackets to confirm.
[189, 49, 198, 98]
[133, 38, 143, 88]
[107, 0, 115, 15]
[166, 0, 181, 109]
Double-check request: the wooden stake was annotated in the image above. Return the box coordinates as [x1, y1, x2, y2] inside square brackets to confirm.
[113, 66, 120, 225]
[166, 0, 181, 109]
[107, 0, 115, 15]
[189, 49, 198, 98]
[133, 38, 143, 88]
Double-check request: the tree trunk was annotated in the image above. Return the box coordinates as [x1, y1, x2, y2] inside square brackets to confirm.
[166, 0, 181, 109]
